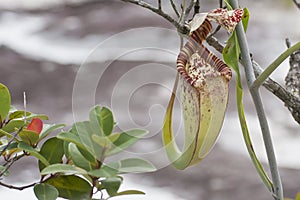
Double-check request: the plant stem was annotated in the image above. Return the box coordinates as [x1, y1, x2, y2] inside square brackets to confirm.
[229, 0, 283, 199]
[0, 181, 37, 190]
[169, 0, 180, 17]
[158, 0, 162, 10]
[251, 42, 300, 90]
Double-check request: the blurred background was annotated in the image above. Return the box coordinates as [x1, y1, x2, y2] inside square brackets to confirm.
[0, 0, 299, 199]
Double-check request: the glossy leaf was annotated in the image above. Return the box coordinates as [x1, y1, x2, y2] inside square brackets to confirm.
[45, 175, 92, 200]
[19, 130, 40, 146]
[105, 129, 148, 156]
[41, 164, 87, 175]
[115, 190, 145, 196]
[88, 165, 118, 178]
[24, 114, 49, 121]
[39, 124, 65, 141]
[34, 183, 59, 200]
[18, 142, 50, 166]
[0, 83, 11, 122]
[39, 137, 64, 171]
[77, 147, 98, 165]
[63, 141, 70, 160]
[89, 106, 114, 136]
[1, 120, 24, 133]
[57, 131, 87, 150]
[72, 121, 103, 160]
[102, 177, 122, 196]
[222, 9, 273, 193]
[108, 158, 156, 173]
[8, 111, 31, 120]
[0, 129, 13, 138]
[68, 143, 95, 171]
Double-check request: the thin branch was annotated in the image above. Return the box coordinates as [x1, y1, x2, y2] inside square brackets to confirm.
[158, 0, 162, 10]
[293, 0, 300, 8]
[169, 0, 180, 17]
[194, 0, 200, 15]
[0, 181, 37, 190]
[0, 127, 24, 156]
[0, 154, 25, 177]
[120, 0, 188, 34]
[229, 0, 283, 199]
[183, 0, 195, 22]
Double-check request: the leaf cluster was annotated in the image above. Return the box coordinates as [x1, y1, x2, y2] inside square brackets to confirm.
[0, 83, 156, 200]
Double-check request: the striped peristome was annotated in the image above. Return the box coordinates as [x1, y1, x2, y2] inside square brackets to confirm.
[177, 19, 232, 88]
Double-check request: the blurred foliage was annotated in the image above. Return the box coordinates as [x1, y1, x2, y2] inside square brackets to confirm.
[0, 83, 155, 200]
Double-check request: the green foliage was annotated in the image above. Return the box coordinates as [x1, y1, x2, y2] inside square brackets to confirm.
[45, 175, 92, 200]
[34, 183, 59, 200]
[0, 84, 155, 200]
[0, 83, 11, 123]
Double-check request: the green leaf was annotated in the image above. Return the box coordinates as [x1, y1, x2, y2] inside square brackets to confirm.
[8, 111, 31, 120]
[88, 165, 118, 178]
[0, 142, 18, 153]
[102, 177, 122, 196]
[116, 190, 145, 196]
[34, 183, 59, 200]
[106, 129, 148, 156]
[39, 137, 64, 171]
[77, 147, 98, 165]
[0, 83, 11, 122]
[41, 164, 87, 175]
[39, 124, 65, 141]
[19, 130, 39, 146]
[68, 143, 95, 171]
[57, 131, 87, 150]
[18, 142, 50, 166]
[1, 120, 24, 133]
[89, 106, 114, 136]
[296, 193, 300, 200]
[108, 158, 156, 173]
[72, 121, 103, 160]
[45, 175, 92, 200]
[24, 114, 49, 121]
[63, 141, 70, 160]
[0, 129, 13, 138]
[242, 8, 250, 32]
[0, 165, 10, 176]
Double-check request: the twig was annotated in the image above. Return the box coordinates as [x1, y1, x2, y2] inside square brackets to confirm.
[229, 0, 283, 199]
[293, 0, 300, 8]
[183, 0, 195, 22]
[0, 154, 25, 177]
[0, 127, 24, 156]
[194, 0, 200, 15]
[169, 0, 180, 17]
[158, 0, 162, 10]
[0, 181, 37, 190]
[120, 0, 188, 34]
